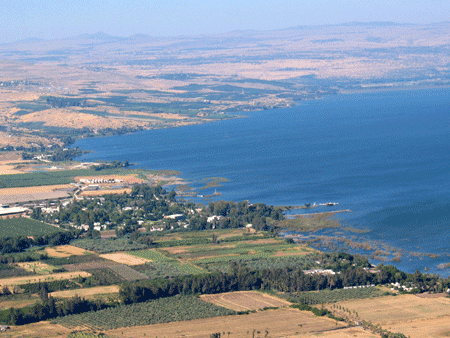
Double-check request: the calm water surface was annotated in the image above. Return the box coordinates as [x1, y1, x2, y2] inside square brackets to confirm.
[74, 88, 450, 275]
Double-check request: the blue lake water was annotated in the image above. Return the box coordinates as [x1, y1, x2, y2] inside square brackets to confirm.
[74, 88, 450, 275]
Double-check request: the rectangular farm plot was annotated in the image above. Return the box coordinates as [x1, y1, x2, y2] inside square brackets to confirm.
[100, 252, 151, 265]
[62, 260, 119, 271]
[333, 294, 450, 327]
[104, 307, 347, 338]
[0, 271, 91, 287]
[128, 249, 172, 261]
[200, 291, 292, 311]
[50, 285, 119, 299]
[15, 262, 55, 274]
[108, 264, 148, 281]
[45, 245, 93, 257]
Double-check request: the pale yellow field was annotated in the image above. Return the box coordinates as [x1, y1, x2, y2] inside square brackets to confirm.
[0, 184, 73, 196]
[50, 285, 119, 299]
[200, 291, 291, 311]
[5, 321, 71, 338]
[0, 164, 23, 174]
[45, 245, 93, 257]
[100, 252, 150, 265]
[0, 271, 90, 287]
[309, 327, 379, 338]
[334, 294, 450, 338]
[105, 308, 347, 338]
[80, 188, 132, 196]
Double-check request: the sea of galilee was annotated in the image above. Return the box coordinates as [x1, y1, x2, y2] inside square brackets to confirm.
[74, 87, 450, 275]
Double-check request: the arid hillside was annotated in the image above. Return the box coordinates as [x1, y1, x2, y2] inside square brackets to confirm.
[1, 22, 449, 148]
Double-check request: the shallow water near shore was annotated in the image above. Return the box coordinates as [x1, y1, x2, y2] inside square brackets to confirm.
[74, 87, 450, 276]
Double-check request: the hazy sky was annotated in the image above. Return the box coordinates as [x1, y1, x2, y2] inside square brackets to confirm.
[1, 0, 449, 43]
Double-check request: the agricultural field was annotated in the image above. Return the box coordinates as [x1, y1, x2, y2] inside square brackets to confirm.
[45, 245, 92, 257]
[0, 217, 61, 238]
[0, 264, 34, 279]
[100, 252, 150, 265]
[134, 261, 206, 279]
[0, 271, 91, 287]
[45, 253, 107, 266]
[283, 286, 386, 305]
[52, 295, 236, 330]
[50, 285, 119, 299]
[62, 260, 119, 272]
[104, 307, 348, 338]
[0, 167, 155, 189]
[15, 261, 55, 274]
[107, 264, 148, 281]
[200, 291, 291, 311]
[71, 237, 148, 253]
[160, 239, 313, 262]
[127, 248, 173, 261]
[330, 294, 450, 338]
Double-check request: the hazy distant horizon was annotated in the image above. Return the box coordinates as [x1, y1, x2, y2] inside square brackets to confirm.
[4, 20, 450, 45]
[1, 0, 449, 43]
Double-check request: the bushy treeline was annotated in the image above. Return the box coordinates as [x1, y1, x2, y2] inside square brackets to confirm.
[0, 294, 108, 325]
[0, 231, 75, 255]
[189, 200, 284, 231]
[46, 96, 90, 108]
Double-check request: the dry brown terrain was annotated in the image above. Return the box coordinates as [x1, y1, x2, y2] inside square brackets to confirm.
[105, 308, 347, 338]
[5, 321, 71, 338]
[200, 291, 291, 311]
[50, 285, 119, 299]
[0, 23, 448, 148]
[100, 252, 151, 265]
[0, 164, 23, 174]
[0, 271, 90, 287]
[45, 245, 93, 257]
[0, 297, 39, 311]
[332, 294, 450, 338]
[0, 184, 73, 196]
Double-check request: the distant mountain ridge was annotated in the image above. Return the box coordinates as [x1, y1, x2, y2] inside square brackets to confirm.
[5, 21, 450, 45]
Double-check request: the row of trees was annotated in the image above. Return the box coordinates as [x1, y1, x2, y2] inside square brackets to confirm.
[0, 231, 75, 255]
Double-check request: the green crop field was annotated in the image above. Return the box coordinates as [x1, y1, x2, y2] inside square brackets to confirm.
[53, 295, 235, 330]
[283, 287, 385, 305]
[134, 261, 207, 279]
[0, 218, 61, 238]
[71, 237, 147, 254]
[128, 249, 172, 261]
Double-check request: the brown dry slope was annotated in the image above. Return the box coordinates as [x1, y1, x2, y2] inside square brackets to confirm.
[333, 294, 450, 338]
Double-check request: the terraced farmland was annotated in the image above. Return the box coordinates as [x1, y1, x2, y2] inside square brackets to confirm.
[53, 295, 235, 330]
